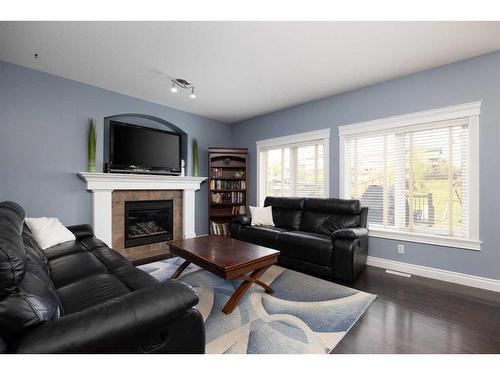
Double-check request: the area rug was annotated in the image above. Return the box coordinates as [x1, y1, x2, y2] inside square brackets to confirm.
[138, 257, 376, 354]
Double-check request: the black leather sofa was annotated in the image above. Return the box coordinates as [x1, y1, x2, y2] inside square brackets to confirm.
[0, 201, 205, 353]
[230, 197, 369, 282]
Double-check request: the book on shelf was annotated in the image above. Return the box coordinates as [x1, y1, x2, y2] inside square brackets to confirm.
[210, 221, 230, 236]
[210, 168, 245, 180]
[231, 205, 246, 215]
[211, 191, 245, 204]
[209, 179, 246, 190]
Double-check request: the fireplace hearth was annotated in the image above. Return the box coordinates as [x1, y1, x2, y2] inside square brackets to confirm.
[124, 200, 173, 248]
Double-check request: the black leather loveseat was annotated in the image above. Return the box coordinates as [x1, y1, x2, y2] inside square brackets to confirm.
[230, 197, 368, 282]
[0, 201, 205, 353]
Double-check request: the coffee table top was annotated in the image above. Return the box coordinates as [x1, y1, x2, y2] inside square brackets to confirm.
[168, 235, 280, 279]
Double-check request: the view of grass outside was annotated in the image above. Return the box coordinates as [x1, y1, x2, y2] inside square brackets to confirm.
[421, 179, 463, 231]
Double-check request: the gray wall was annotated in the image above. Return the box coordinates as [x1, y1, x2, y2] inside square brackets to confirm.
[231, 51, 500, 280]
[0, 60, 232, 235]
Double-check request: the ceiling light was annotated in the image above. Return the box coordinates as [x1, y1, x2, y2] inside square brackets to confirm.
[170, 81, 178, 93]
[169, 78, 197, 99]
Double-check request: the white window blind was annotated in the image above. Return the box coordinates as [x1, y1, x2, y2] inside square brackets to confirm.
[340, 102, 481, 250]
[258, 136, 328, 202]
[344, 118, 472, 241]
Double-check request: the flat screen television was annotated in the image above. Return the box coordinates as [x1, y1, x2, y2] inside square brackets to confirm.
[108, 121, 181, 175]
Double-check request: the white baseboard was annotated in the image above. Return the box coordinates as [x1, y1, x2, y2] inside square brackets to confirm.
[366, 256, 500, 293]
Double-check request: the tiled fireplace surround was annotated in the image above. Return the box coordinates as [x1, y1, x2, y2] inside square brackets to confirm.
[112, 190, 182, 262]
[79, 172, 206, 263]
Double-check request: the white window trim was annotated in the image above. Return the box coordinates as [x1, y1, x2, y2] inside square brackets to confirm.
[256, 128, 330, 206]
[338, 101, 481, 251]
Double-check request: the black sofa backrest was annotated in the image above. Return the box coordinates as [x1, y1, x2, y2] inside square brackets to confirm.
[301, 198, 362, 235]
[0, 201, 63, 342]
[0, 201, 26, 289]
[264, 197, 305, 231]
[263, 196, 365, 235]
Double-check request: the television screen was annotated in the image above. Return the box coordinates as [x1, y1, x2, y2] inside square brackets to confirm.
[110, 121, 181, 173]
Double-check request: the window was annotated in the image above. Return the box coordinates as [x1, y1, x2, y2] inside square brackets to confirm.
[339, 102, 481, 250]
[257, 129, 330, 205]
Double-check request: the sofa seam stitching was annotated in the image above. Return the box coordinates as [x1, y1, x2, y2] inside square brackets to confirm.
[0, 240, 18, 285]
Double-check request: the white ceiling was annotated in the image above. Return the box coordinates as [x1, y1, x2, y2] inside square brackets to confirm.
[1, 22, 499, 124]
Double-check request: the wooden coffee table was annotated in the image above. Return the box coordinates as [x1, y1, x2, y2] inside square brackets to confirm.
[168, 235, 280, 315]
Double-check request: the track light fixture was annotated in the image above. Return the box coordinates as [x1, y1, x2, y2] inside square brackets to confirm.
[170, 81, 178, 93]
[170, 78, 197, 99]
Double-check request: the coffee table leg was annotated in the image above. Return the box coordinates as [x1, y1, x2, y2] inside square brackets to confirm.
[222, 266, 272, 315]
[238, 275, 274, 294]
[170, 260, 191, 279]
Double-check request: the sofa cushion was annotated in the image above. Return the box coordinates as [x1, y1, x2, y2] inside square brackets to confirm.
[111, 266, 159, 291]
[300, 198, 361, 235]
[277, 231, 333, 266]
[24, 217, 76, 250]
[83, 244, 132, 271]
[45, 229, 157, 314]
[0, 202, 63, 342]
[49, 252, 109, 288]
[22, 226, 50, 273]
[303, 198, 361, 215]
[236, 225, 286, 248]
[78, 236, 157, 290]
[300, 211, 361, 235]
[56, 274, 130, 314]
[0, 201, 27, 289]
[47, 236, 157, 313]
[264, 197, 305, 231]
[42, 240, 85, 260]
[0, 270, 63, 341]
[249, 205, 274, 226]
[279, 255, 332, 278]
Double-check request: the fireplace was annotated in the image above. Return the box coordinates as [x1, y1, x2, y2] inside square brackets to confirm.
[124, 200, 173, 248]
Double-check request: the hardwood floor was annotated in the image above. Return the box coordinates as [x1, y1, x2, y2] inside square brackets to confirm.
[331, 265, 500, 354]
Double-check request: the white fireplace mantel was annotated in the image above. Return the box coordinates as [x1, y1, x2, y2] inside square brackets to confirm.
[78, 172, 207, 246]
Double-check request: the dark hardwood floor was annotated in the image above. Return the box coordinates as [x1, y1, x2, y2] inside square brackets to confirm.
[331, 265, 500, 354]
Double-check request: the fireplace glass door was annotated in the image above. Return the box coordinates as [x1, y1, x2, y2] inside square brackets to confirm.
[124, 200, 173, 248]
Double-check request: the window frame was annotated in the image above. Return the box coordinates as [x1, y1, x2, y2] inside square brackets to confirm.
[256, 128, 330, 206]
[338, 102, 481, 251]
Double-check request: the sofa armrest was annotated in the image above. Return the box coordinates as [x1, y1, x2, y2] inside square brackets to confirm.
[67, 224, 94, 239]
[229, 215, 251, 238]
[331, 227, 368, 241]
[359, 207, 369, 228]
[331, 230, 369, 282]
[15, 280, 202, 353]
[231, 215, 251, 226]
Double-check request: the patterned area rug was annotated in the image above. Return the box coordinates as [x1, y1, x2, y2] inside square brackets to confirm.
[138, 257, 376, 354]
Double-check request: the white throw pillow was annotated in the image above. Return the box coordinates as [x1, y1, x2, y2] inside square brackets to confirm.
[25, 217, 76, 250]
[249, 206, 275, 226]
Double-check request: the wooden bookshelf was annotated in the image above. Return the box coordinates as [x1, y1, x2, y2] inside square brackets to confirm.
[208, 147, 248, 236]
